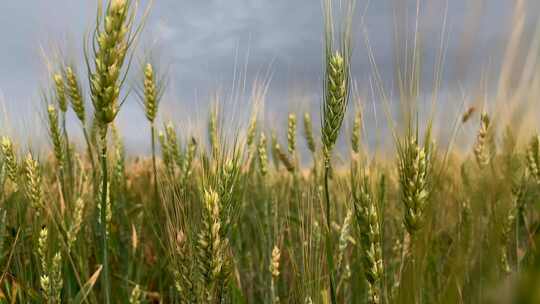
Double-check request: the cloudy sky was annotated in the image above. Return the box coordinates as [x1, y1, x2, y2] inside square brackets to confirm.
[0, 0, 538, 151]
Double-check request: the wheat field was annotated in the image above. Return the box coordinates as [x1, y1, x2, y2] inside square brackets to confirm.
[0, 0, 540, 303]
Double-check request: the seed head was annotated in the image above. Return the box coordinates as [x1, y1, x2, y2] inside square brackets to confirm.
[67, 198, 85, 251]
[287, 113, 297, 155]
[257, 133, 268, 177]
[129, 284, 142, 304]
[303, 112, 316, 153]
[398, 136, 432, 234]
[353, 174, 383, 304]
[143, 63, 158, 123]
[269, 246, 281, 278]
[90, 0, 133, 125]
[1, 136, 18, 183]
[47, 105, 64, 168]
[25, 153, 43, 210]
[208, 108, 219, 157]
[352, 110, 362, 154]
[65, 66, 86, 122]
[527, 135, 540, 183]
[274, 142, 294, 173]
[165, 122, 181, 167]
[246, 114, 257, 148]
[38, 227, 48, 270]
[181, 137, 198, 185]
[322, 51, 349, 163]
[473, 112, 491, 168]
[53, 73, 68, 113]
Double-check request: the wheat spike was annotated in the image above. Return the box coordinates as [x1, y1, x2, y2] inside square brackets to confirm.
[258, 133, 269, 177]
[397, 131, 432, 235]
[1, 136, 18, 184]
[473, 112, 491, 168]
[65, 66, 86, 123]
[303, 112, 316, 154]
[353, 173, 383, 304]
[287, 113, 297, 155]
[53, 73, 68, 113]
[47, 105, 64, 169]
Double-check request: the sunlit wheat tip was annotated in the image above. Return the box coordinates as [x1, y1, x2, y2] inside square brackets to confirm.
[53, 73, 68, 113]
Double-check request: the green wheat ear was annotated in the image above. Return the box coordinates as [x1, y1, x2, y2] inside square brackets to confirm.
[47, 105, 64, 169]
[53, 73, 68, 113]
[397, 127, 433, 235]
[287, 113, 297, 155]
[322, 51, 349, 164]
[64, 66, 86, 123]
[527, 134, 540, 183]
[139, 62, 166, 124]
[88, 0, 136, 126]
[351, 110, 362, 154]
[258, 132, 269, 177]
[303, 112, 316, 154]
[1, 136, 18, 184]
[143, 63, 157, 122]
[24, 153, 43, 212]
[353, 172, 383, 304]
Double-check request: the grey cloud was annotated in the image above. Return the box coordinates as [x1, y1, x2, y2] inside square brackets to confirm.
[0, 0, 538, 151]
